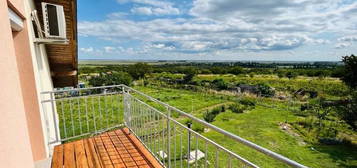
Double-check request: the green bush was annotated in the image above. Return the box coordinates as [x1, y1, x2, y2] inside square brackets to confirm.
[89, 71, 132, 86]
[203, 110, 216, 122]
[212, 79, 228, 90]
[239, 98, 256, 107]
[257, 83, 275, 97]
[228, 103, 247, 113]
[203, 106, 226, 123]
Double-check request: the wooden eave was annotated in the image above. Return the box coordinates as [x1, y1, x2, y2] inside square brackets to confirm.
[35, 0, 78, 88]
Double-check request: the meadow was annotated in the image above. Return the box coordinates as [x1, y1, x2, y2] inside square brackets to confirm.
[66, 62, 356, 167]
[132, 85, 357, 168]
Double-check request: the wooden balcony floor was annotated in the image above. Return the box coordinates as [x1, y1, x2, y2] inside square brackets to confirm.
[51, 128, 162, 168]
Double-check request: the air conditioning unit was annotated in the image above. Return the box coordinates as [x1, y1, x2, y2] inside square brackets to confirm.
[41, 2, 66, 39]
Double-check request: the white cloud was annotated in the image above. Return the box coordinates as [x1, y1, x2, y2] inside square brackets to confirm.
[120, 0, 180, 15]
[80, 47, 94, 53]
[79, 0, 357, 59]
[104, 46, 116, 53]
[338, 35, 357, 42]
[131, 7, 153, 15]
[117, 0, 172, 8]
[131, 6, 179, 15]
[335, 42, 352, 49]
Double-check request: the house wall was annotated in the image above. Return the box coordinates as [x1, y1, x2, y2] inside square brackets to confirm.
[24, 0, 60, 159]
[0, 0, 36, 167]
[10, 0, 48, 161]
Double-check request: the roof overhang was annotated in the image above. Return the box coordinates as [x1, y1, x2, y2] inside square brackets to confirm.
[34, 0, 78, 88]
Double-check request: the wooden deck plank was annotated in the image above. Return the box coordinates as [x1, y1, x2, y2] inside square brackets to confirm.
[51, 145, 64, 168]
[64, 142, 76, 168]
[107, 131, 137, 168]
[74, 140, 89, 168]
[83, 139, 95, 168]
[118, 129, 162, 168]
[87, 138, 104, 168]
[112, 130, 143, 167]
[52, 128, 162, 168]
[94, 135, 114, 168]
[101, 132, 127, 168]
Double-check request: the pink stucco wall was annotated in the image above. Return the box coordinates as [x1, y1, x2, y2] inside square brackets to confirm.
[10, 0, 47, 161]
[0, 0, 46, 167]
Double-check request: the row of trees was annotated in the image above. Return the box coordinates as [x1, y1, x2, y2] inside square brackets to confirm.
[88, 63, 152, 86]
[80, 62, 343, 79]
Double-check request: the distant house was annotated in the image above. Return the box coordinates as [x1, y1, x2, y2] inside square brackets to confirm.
[233, 84, 260, 95]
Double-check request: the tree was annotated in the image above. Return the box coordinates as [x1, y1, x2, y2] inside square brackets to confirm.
[339, 54, 357, 129]
[108, 71, 133, 85]
[286, 71, 298, 79]
[183, 68, 196, 83]
[337, 91, 357, 129]
[89, 71, 132, 86]
[88, 73, 107, 87]
[127, 63, 152, 80]
[277, 71, 285, 78]
[257, 83, 275, 97]
[211, 79, 228, 90]
[229, 66, 244, 75]
[341, 55, 357, 89]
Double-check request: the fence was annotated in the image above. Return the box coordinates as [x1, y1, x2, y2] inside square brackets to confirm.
[41, 85, 307, 168]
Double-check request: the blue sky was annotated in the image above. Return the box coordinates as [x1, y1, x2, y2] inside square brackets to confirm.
[78, 0, 357, 61]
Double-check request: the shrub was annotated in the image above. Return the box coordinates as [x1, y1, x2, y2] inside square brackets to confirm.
[89, 71, 132, 86]
[257, 83, 275, 97]
[203, 110, 216, 122]
[239, 98, 256, 107]
[212, 79, 228, 90]
[228, 103, 247, 113]
[203, 106, 226, 123]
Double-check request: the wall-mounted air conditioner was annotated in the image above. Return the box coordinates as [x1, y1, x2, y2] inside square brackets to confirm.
[31, 3, 68, 44]
[41, 2, 66, 39]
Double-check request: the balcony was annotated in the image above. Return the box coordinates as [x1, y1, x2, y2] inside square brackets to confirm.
[51, 128, 161, 168]
[41, 85, 307, 168]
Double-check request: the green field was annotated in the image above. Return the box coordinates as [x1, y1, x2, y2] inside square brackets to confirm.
[56, 83, 356, 167]
[132, 85, 357, 168]
[70, 61, 357, 167]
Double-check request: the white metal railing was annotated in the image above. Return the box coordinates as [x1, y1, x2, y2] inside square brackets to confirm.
[41, 85, 307, 168]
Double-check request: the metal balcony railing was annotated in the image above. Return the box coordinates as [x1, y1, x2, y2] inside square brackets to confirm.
[41, 85, 307, 168]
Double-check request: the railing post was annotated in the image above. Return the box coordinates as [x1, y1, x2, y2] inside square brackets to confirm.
[166, 106, 171, 168]
[50, 93, 60, 143]
[187, 122, 192, 168]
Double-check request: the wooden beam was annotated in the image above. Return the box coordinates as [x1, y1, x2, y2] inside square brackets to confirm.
[51, 70, 77, 77]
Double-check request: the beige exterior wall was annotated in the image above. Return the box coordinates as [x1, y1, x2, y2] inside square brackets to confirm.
[0, 0, 36, 167]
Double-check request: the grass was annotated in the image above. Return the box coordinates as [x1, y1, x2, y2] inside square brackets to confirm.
[195, 74, 348, 99]
[54, 83, 356, 167]
[56, 94, 124, 140]
[133, 85, 357, 168]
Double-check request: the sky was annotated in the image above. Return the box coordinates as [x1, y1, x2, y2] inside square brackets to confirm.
[77, 0, 357, 61]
